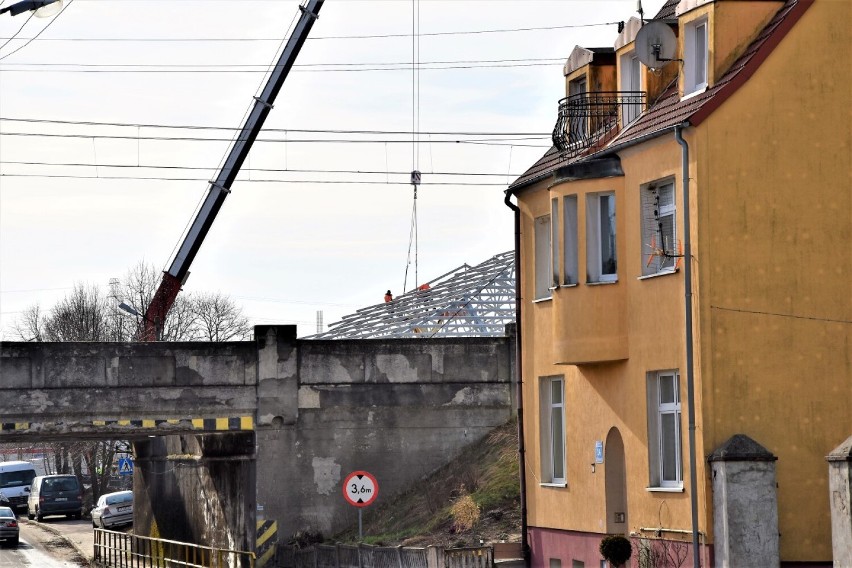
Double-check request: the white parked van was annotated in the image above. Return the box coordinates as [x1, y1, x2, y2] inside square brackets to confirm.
[0, 461, 37, 513]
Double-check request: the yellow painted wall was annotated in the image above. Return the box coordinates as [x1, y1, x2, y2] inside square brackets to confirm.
[519, 0, 849, 562]
[519, 135, 712, 543]
[694, 0, 852, 561]
[712, 1, 781, 84]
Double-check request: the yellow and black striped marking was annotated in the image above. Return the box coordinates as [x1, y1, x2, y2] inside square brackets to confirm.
[256, 519, 277, 568]
[1, 415, 254, 433]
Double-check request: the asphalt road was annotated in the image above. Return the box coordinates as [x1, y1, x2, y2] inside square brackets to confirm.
[0, 518, 87, 567]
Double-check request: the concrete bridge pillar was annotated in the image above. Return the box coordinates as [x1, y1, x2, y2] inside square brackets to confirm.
[133, 432, 256, 558]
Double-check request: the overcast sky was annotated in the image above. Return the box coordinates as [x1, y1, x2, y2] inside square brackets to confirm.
[0, 0, 665, 339]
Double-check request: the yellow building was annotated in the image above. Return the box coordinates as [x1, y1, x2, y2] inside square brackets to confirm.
[506, 0, 851, 565]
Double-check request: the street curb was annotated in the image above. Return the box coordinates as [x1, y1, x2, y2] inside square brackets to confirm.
[24, 518, 93, 567]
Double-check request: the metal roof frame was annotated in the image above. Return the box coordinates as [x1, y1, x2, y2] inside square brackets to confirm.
[307, 251, 515, 339]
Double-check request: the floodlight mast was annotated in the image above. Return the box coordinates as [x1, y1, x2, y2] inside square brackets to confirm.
[141, 0, 323, 341]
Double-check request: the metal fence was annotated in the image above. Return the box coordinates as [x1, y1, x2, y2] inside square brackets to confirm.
[281, 543, 493, 568]
[93, 528, 256, 568]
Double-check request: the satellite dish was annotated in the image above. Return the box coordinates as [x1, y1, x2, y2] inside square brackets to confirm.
[635, 21, 677, 69]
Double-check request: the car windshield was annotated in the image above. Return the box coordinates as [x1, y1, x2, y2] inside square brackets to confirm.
[0, 470, 36, 488]
[105, 492, 132, 505]
[43, 477, 79, 492]
[0, 507, 14, 518]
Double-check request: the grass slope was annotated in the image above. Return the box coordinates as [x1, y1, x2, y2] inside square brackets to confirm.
[334, 418, 521, 547]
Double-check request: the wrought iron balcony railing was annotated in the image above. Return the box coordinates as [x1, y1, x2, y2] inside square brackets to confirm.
[551, 91, 646, 157]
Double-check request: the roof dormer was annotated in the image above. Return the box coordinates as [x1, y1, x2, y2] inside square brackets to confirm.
[677, 0, 783, 97]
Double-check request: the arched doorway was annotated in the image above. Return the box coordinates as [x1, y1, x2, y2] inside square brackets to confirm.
[605, 427, 628, 535]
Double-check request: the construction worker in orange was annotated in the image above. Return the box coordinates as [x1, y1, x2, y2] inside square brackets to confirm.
[384, 290, 393, 303]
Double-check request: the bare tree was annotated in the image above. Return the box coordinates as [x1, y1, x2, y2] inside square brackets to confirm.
[118, 261, 199, 341]
[11, 305, 45, 342]
[192, 291, 252, 341]
[42, 283, 111, 342]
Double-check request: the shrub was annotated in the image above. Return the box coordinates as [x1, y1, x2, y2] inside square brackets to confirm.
[600, 534, 632, 567]
[450, 494, 480, 532]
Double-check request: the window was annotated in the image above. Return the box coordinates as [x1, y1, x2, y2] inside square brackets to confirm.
[540, 376, 566, 484]
[551, 198, 560, 289]
[620, 51, 642, 124]
[586, 192, 617, 282]
[568, 76, 588, 141]
[646, 371, 683, 488]
[641, 181, 677, 275]
[684, 18, 708, 95]
[534, 214, 552, 300]
[563, 195, 579, 285]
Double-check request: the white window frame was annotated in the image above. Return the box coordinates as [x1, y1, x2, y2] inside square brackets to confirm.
[684, 18, 708, 95]
[562, 195, 579, 285]
[534, 214, 552, 300]
[646, 371, 683, 489]
[586, 192, 618, 283]
[540, 376, 566, 485]
[620, 50, 643, 125]
[641, 180, 677, 275]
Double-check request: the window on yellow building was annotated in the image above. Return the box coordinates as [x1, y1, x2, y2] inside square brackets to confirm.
[646, 371, 683, 488]
[540, 376, 566, 485]
[551, 198, 560, 289]
[586, 192, 617, 283]
[534, 214, 552, 300]
[640, 180, 677, 275]
[684, 17, 708, 95]
[563, 195, 579, 285]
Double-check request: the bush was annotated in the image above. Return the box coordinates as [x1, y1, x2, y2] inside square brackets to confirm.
[600, 534, 632, 567]
[450, 494, 480, 532]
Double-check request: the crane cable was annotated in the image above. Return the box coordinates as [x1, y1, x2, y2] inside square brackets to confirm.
[403, 0, 421, 294]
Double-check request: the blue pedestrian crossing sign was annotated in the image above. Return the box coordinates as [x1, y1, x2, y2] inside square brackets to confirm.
[118, 457, 134, 476]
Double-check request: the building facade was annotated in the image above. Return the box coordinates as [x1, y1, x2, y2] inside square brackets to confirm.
[507, 0, 851, 565]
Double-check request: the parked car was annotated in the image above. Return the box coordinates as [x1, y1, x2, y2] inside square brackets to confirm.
[91, 491, 133, 529]
[27, 475, 83, 521]
[0, 507, 19, 548]
[0, 461, 37, 513]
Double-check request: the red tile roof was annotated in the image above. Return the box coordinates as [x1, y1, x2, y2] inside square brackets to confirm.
[508, 0, 812, 193]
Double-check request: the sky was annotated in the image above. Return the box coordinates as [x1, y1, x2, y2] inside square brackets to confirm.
[0, 0, 665, 339]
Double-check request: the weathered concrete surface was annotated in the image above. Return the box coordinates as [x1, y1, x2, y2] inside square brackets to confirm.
[1, 326, 515, 544]
[0, 341, 256, 439]
[133, 433, 256, 558]
[827, 435, 852, 568]
[709, 434, 779, 568]
[254, 326, 514, 538]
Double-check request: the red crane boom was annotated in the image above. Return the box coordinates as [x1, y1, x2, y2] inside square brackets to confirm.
[141, 0, 324, 340]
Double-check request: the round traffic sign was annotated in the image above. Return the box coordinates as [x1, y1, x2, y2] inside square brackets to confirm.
[343, 470, 378, 508]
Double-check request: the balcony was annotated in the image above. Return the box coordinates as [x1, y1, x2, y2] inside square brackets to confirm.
[551, 91, 646, 158]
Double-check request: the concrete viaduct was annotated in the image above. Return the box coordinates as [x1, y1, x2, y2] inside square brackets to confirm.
[0, 325, 515, 556]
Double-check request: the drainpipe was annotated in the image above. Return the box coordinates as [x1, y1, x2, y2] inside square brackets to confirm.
[504, 188, 529, 566]
[674, 124, 701, 568]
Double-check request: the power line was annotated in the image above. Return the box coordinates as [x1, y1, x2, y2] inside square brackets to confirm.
[0, 0, 74, 62]
[1, 57, 565, 69]
[0, 160, 527, 178]
[0, 116, 550, 137]
[0, 61, 564, 73]
[0, 131, 549, 146]
[0, 173, 511, 186]
[0, 21, 623, 43]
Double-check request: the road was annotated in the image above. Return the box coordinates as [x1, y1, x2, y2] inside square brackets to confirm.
[0, 518, 88, 567]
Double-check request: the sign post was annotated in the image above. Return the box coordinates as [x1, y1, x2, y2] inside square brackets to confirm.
[342, 471, 378, 540]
